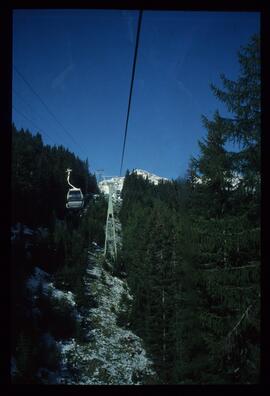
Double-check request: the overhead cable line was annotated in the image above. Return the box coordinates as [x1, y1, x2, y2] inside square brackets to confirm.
[13, 86, 78, 151]
[12, 105, 58, 146]
[13, 88, 54, 127]
[119, 9, 143, 176]
[13, 65, 87, 158]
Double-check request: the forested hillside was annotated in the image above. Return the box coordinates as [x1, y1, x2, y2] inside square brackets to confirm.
[11, 126, 156, 384]
[11, 124, 98, 227]
[11, 127, 108, 383]
[11, 34, 260, 384]
[119, 34, 260, 384]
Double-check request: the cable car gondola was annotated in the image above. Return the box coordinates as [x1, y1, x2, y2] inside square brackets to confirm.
[66, 188, 84, 209]
[66, 169, 84, 210]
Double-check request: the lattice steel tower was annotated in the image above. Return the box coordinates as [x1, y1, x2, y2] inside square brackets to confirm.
[104, 182, 117, 259]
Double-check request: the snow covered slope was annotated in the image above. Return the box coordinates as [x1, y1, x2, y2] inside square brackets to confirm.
[98, 176, 125, 195]
[56, 250, 156, 385]
[27, 267, 76, 307]
[98, 168, 169, 196]
[21, 255, 156, 384]
[133, 168, 169, 185]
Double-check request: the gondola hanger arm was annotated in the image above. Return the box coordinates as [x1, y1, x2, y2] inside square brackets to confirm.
[66, 168, 77, 189]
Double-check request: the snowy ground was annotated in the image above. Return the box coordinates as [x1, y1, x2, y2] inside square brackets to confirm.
[11, 223, 48, 241]
[55, 251, 156, 385]
[27, 267, 76, 307]
[22, 250, 155, 384]
[12, 205, 156, 384]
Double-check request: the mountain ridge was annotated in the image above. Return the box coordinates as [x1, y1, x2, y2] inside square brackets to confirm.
[98, 168, 169, 195]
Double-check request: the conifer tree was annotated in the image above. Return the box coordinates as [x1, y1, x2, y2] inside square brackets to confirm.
[210, 34, 260, 196]
[183, 33, 260, 383]
[119, 34, 260, 384]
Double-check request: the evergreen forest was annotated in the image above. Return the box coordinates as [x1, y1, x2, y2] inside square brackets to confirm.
[119, 34, 260, 384]
[11, 128, 108, 382]
[10, 34, 260, 384]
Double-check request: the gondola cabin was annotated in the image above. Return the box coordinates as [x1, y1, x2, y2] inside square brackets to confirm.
[66, 188, 84, 209]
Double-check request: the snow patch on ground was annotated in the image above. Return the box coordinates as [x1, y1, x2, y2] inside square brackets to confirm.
[11, 223, 48, 241]
[23, 257, 154, 384]
[55, 253, 156, 385]
[26, 267, 76, 306]
[18, 216, 155, 384]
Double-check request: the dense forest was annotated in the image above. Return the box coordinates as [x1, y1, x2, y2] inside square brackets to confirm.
[11, 128, 108, 383]
[119, 34, 260, 384]
[11, 34, 260, 384]
[11, 124, 99, 227]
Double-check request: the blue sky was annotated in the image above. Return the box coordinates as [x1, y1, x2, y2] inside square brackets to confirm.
[12, 9, 260, 180]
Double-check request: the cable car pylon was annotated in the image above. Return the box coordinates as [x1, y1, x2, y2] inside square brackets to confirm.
[104, 182, 117, 260]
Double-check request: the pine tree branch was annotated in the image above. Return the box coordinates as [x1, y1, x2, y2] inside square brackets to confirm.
[203, 312, 231, 320]
[226, 304, 252, 340]
[204, 263, 259, 272]
[201, 263, 216, 267]
[229, 228, 260, 236]
[223, 285, 257, 290]
[219, 116, 238, 123]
